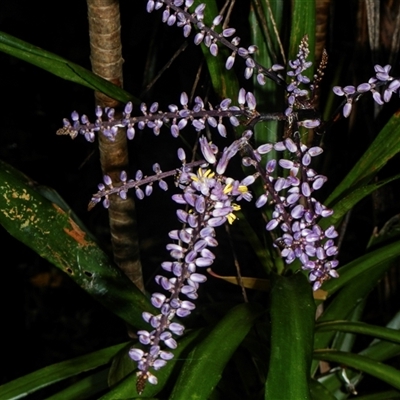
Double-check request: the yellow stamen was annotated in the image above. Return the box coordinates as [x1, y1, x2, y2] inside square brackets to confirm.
[232, 203, 241, 211]
[227, 204, 241, 224]
[223, 183, 233, 194]
[227, 213, 237, 224]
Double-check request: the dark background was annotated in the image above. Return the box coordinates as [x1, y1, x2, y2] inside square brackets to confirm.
[1, 0, 400, 395]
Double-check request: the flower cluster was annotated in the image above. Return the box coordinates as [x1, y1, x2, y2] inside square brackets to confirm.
[125, 123, 340, 392]
[333, 64, 400, 117]
[56, 0, 349, 393]
[129, 143, 254, 393]
[245, 135, 339, 290]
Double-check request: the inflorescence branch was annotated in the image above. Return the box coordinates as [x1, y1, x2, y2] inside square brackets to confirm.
[148, 0, 287, 86]
[57, 90, 257, 142]
[333, 64, 400, 117]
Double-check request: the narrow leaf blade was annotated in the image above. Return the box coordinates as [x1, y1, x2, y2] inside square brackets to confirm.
[265, 273, 315, 400]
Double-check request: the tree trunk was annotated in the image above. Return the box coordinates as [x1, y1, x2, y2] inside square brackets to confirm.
[87, 0, 144, 292]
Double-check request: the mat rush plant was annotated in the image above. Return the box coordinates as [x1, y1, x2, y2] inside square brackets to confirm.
[2, 1, 400, 399]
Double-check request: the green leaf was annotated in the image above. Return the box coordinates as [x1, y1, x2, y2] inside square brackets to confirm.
[313, 350, 400, 390]
[312, 257, 395, 374]
[0, 160, 153, 328]
[355, 390, 400, 400]
[0, 31, 139, 104]
[367, 214, 400, 249]
[45, 368, 109, 400]
[316, 321, 400, 344]
[169, 303, 264, 400]
[326, 112, 400, 208]
[0, 342, 127, 400]
[265, 273, 315, 400]
[309, 378, 337, 400]
[317, 310, 400, 397]
[321, 240, 400, 296]
[321, 173, 400, 230]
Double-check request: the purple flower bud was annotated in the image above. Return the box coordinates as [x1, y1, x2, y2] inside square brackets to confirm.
[217, 123, 227, 137]
[193, 119, 205, 131]
[103, 175, 112, 186]
[274, 141, 286, 151]
[220, 98, 232, 109]
[326, 246, 338, 256]
[279, 159, 294, 169]
[271, 63, 284, 71]
[343, 102, 352, 118]
[208, 217, 226, 227]
[167, 14, 176, 26]
[162, 8, 170, 22]
[71, 111, 79, 121]
[266, 219, 279, 231]
[172, 194, 185, 204]
[129, 348, 144, 361]
[199, 136, 216, 164]
[274, 178, 286, 192]
[159, 351, 174, 361]
[291, 204, 305, 219]
[161, 261, 173, 272]
[321, 208, 334, 217]
[169, 322, 185, 335]
[343, 85, 356, 95]
[305, 233, 319, 243]
[159, 180, 168, 191]
[301, 119, 321, 128]
[180, 92, 188, 106]
[124, 101, 133, 115]
[238, 88, 246, 105]
[257, 73, 266, 85]
[332, 86, 344, 96]
[229, 116, 240, 126]
[266, 159, 277, 173]
[222, 27, 236, 37]
[357, 83, 371, 93]
[151, 293, 166, 308]
[372, 91, 384, 105]
[103, 197, 110, 208]
[135, 188, 145, 200]
[138, 330, 151, 345]
[246, 57, 256, 69]
[244, 67, 254, 79]
[210, 43, 218, 56]
[127, 126, 135, 140]
[325, 226, 338, 238]
[384, 89, 393, 103]
[194, 32, 204, 45]
[286, 193, 300, 205]
[285, 138, 297, 153]
[308, 146, 323, 157]
[256, 143, 272, 155]
[225, 55, 235, 70]
[153, 359, 167, 370]
[246, 92, 257, 110]
[178, 118, 188, 130]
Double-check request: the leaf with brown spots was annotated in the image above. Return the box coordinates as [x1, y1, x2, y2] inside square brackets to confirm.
[0, 159, 153, 329]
